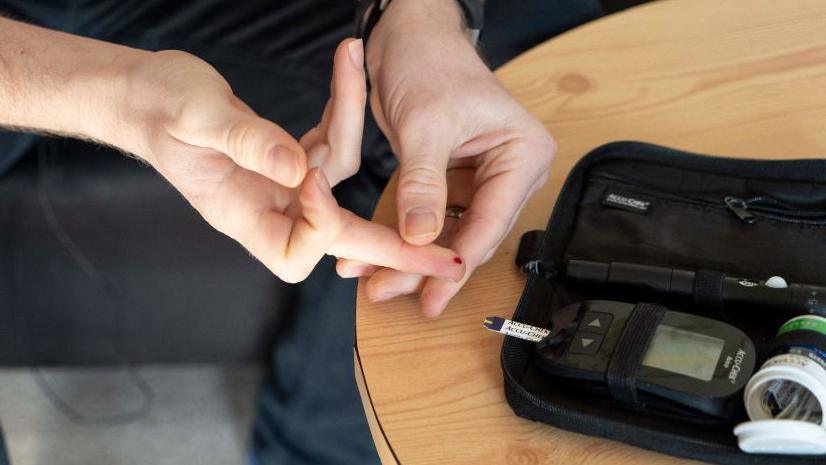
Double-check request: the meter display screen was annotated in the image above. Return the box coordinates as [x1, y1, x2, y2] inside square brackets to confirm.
[642, 325, 725, 381]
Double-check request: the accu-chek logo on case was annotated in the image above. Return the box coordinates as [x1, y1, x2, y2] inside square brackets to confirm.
[602, 191, 652, 213]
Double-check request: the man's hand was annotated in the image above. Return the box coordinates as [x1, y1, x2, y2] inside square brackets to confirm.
[108, 39, 468, 283]
[0, 19, 467, 283]
[337, 0, 556, 316]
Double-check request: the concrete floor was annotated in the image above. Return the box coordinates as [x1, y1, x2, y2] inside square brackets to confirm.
[0, 365, 263, 465]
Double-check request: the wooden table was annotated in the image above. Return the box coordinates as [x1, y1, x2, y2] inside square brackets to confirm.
[354, 0, 826, 463]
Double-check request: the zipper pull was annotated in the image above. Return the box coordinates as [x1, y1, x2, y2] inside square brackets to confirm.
[725, 196, 757, 224]
[520, 260, 558, 279]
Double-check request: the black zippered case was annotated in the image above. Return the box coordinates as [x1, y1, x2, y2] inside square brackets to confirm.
[504, 141, 826, 465]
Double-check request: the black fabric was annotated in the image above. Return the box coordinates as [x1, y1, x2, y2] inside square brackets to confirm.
[605, 303, 664, 406]
[0, 2, 383, 464]
[0, 423, 7, 465]
[0, 0, 606, 464]
[0, 0, 370, 365]
[515, 230, 545, 269]
[502, 141, 826, 465]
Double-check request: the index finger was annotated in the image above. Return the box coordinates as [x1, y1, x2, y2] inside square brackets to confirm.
[327, 212, 466, 282]
[417, 135, 553, 316]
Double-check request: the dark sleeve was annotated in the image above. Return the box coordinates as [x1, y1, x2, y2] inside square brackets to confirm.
[0, 422, 9, 465]
[0, 132, 36, 178]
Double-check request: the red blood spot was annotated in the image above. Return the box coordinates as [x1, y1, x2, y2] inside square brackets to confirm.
[453, 257, 463, 265]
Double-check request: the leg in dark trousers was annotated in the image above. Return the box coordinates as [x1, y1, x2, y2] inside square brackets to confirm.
[0, 1, 603, 465]
[251, 2, 604, 464]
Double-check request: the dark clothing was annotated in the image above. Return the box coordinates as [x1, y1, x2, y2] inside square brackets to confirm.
[0, 424, 6, 465]
[0, 0, 603, 463]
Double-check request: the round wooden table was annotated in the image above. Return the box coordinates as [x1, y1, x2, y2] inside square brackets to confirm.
[354, 1, 826, 463]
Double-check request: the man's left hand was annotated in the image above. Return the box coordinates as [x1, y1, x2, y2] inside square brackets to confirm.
[337, 0, 556, 317]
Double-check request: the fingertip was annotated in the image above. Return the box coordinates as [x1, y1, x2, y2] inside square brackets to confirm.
[397, 244, 465, 282]
[267, 144, 306, 187]
[337, 259, 376, 279]
[434, 251, 466, 282]
[420, 294, 447, 318]
[298, 167, 330, 200]
[451, 256, 467, 282]
[297, 168, 343, 243]
[346, 38, 364, 70]
[420, 280, 456, 318]
[365, 279, 399, 303]
[335, 258, 352, 278]
[313, 167, 331, 193]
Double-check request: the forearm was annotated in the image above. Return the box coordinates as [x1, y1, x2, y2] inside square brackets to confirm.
[0, 17, 146, 142]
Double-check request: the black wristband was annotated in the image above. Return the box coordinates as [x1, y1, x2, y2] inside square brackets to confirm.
[355, 0, 483, 46]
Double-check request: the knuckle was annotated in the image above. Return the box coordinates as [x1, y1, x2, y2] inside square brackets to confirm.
[536, 170, 551, 190]
[225, 119, 255, 167]
[398, 165, 446, 197]
[541, 133, 558, 165]
[546, 133, 559, 156]
[279, 261, 313, 284]
[329, 153, 360, 181]
[395, 101, 450, 139]
[154, 49, 199, 63]
[341, 156, 360, 178]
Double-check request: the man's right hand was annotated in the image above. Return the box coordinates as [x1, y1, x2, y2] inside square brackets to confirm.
[110, 39, 468, 283]
[0, 19, 466, 283]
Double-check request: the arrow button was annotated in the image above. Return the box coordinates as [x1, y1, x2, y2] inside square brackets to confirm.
[578, 311, 613, 335]
[569, 332, 603, 355]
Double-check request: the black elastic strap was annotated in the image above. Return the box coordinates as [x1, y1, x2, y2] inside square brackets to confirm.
[605, 303, 666, 406]
[693, 269, 725, 316]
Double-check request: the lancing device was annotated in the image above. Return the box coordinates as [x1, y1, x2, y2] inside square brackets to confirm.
[565, 260, 826, 319]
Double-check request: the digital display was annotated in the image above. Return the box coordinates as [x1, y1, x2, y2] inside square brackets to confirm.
[642, 325, 725, 381]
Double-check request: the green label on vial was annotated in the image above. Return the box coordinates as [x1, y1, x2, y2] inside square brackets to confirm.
[777, 316, 826, 337]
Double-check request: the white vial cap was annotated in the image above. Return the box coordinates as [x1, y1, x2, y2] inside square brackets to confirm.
[734, 420, 826, 455]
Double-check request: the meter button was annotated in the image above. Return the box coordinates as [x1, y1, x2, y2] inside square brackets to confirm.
[569, 332, 603, 355]
[579, 311, 613, 335]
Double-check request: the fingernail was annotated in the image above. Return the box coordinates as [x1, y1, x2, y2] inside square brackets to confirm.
[347, 39, 364, 69]
[268, 145, 301, 186]
[372, 291, 399, 302]
[314, 169, 332, 194]
[340, 264, 371, 278]
[292, 148, 305, 187]
[404, 207, 437, 238]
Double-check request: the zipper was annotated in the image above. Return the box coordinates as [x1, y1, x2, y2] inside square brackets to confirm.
[724, 196, 826, 225]
[593, 172, 826, 226]
[723, 197, 757, 224]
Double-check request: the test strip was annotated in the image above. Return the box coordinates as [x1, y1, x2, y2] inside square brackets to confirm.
[483, 316, 551, 342]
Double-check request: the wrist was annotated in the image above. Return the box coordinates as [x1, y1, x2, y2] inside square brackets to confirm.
[0, 19, 151, 148]
[366, 0, 476, 79]
[74, 47, 153, 149]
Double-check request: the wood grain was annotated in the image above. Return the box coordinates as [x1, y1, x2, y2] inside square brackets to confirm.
[355, 0, 826, 463]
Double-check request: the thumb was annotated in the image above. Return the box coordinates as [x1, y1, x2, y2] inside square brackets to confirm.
[396, 145, 450, 245]
[172, 100, 308, 188]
